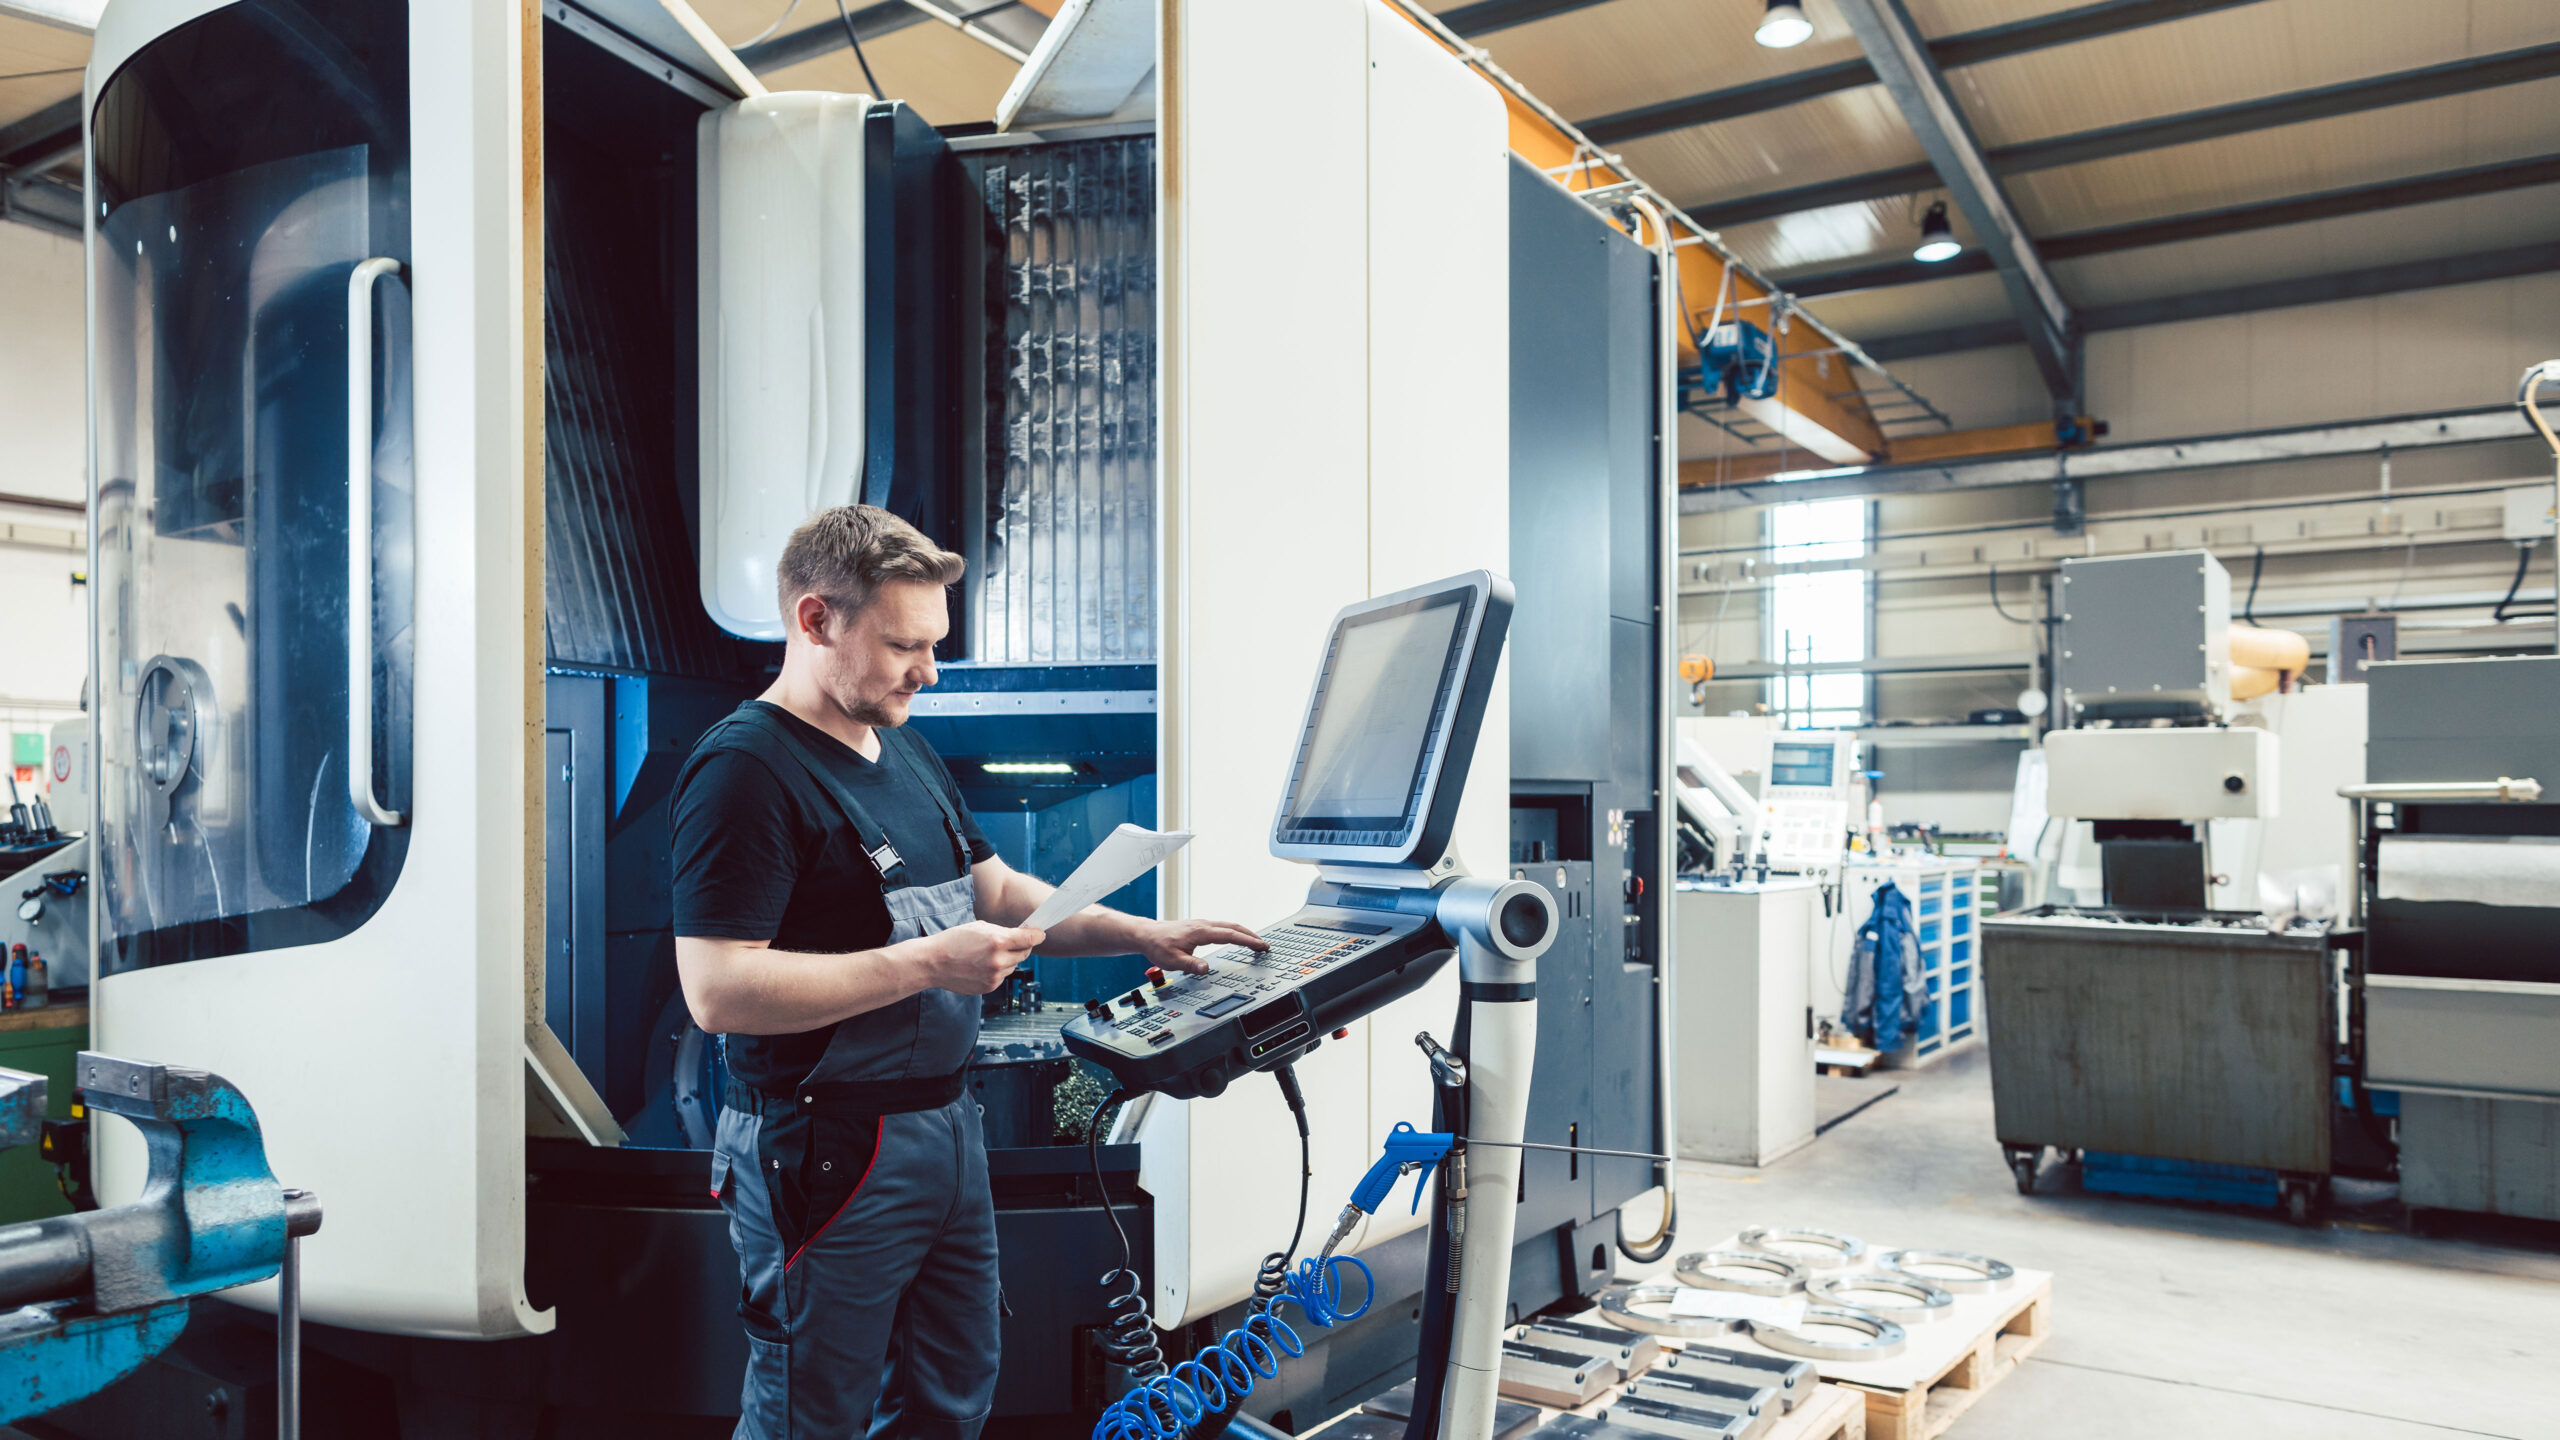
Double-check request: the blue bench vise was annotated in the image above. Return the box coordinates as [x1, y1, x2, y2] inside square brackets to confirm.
[0, 1052, 319, 1428]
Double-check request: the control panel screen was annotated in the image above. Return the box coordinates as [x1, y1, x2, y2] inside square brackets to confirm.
[1281, 591, 1467, 834]
[1769, 740, 1837, 789]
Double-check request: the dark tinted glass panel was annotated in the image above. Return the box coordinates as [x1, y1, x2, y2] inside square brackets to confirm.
[92, 0, 412, 970]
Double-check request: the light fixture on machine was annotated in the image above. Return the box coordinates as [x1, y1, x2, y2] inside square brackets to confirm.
[1755, 0, 1813, 48]
[982, 760, 1081, 775]
[1913, 200, 1961, 263]
[695, 89, 877, 640]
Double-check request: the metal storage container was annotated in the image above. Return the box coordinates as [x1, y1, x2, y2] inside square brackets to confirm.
[1982, 908, 2341, 1207]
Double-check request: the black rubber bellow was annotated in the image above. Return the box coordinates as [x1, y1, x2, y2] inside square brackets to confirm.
[1499, 892, 1548, 948]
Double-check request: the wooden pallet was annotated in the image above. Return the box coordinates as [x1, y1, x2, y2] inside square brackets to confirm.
[1839, 1277, 2050, 1440]
[1766, 1382, 1866, 1440]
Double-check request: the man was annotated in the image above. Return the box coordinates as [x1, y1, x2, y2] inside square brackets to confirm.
[672, 506, 1264, 1439]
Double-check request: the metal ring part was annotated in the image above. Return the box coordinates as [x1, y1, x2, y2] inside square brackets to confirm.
[1806, 1271, 1957, 1323]
[1672, 1249, 1807, 1297]
[1875, 1248, 2016, 1294]
[1746, 1307, 1908, 1361]
[1735, 1225, 1866, 1271]
[1596, 1284, 1745, 1340]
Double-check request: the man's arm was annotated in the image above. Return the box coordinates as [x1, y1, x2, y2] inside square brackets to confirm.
[970, 855, 1265, 975]
[676, 921, 1044, 1036]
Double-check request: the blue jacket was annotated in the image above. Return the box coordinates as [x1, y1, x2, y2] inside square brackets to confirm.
[1844, 882, 1924, 1047]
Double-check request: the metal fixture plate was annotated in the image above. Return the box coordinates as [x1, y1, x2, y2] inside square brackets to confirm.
[1746, 1306, 1909, 1361]
[1806, 1270, 1957, 1323]
[1500, 1340, 1609, 1406]
[1664, 1348, 1811, 1411]
[1602, 1393, 1753, 1440]
[1876, 1248, 2015, 1294]
[1513, 1316, 1657, 1378]
[1598, 1283, 1744, 1339]
[1631, 1370, 1777, 1426]
[1673, 1249, 1808, 1296]
[1735, 1225, 1866, 1271]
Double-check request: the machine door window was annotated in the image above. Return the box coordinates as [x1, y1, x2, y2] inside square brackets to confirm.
[91, 1, 412, 970]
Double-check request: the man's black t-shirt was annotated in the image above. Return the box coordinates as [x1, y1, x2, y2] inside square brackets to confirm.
[670, 700, 994, 1090]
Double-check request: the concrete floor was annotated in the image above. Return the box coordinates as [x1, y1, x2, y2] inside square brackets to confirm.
[1613, 1047, 2560, 1440]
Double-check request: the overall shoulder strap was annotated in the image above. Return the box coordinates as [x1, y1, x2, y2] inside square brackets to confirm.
[879, 727, 974, 870]
[726, 705, 907, 882]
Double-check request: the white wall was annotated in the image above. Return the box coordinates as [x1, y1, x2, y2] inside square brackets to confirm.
[1155, 0, 1509, 1328]
[0, 220, 94, 779]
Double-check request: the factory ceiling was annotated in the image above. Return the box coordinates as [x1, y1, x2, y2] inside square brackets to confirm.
[1427, 0, 2560, 366]
[6, 0, 2550, 480]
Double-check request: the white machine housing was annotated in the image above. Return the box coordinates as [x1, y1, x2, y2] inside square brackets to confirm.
[1145, 0, 1514, 1332]
[83, 0, 1525, 1363]
[1673, 882, 1816, 1166]
[2044, 727, 2278, 821]
[1673, 737, 1753, 874]
[1673, 717, 1852, 878]
[89, 0, 557, 1339]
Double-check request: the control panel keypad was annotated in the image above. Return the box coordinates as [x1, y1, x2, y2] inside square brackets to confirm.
[1100, 922, 1388, 1049]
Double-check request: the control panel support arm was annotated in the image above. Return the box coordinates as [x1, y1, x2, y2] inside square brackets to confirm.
[1434, 877, 1555, 1440]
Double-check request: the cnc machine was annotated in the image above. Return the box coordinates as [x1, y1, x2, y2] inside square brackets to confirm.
[67, 0, 1673, 1432]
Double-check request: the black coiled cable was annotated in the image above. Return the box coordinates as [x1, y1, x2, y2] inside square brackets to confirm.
[1087, 1091, 1165, 1382]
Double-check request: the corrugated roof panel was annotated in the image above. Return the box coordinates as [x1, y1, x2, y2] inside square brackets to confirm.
[689, 0, 818, 45]
[2004, 75, 2560, 234]
[1618, 85, 1923, 208]
[1458, 0, 1872, 123]
[2053, 184, 2560, 308]
[1900, 0, 2114, 36]
[1715, 193, 1981, 273]
[1731, 89, 2558, 278]
[1796, 267, 2014, 340]
[0, 16, 87, 136]
[1947, 0, 2549, 149]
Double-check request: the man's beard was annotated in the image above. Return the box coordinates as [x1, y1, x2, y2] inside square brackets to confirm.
[845, 695, 901, 727]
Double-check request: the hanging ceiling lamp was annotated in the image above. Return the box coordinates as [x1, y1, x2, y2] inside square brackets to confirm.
[1755, 0, 1813, 48]
[1913, 200, 1961, 263]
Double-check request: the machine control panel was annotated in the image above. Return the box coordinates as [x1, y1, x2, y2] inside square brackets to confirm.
[1062, 905, 1452, 1099]
[1759, 732, 1853, 874]
[1060, 572, 1508, 1100]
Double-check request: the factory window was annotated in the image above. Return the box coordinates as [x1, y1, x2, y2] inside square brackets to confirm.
[1764, 498, 1869, 727]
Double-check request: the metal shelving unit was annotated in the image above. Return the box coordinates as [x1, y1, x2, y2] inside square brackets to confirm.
[1856, 723, 2036, 746]
[1839, 855, 1983, 1067]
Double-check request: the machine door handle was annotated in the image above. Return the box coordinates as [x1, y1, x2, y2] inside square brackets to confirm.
[348, 256, 407, 828]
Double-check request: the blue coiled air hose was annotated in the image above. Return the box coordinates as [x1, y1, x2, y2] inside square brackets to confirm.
[1090, 1065, 1373, 1440]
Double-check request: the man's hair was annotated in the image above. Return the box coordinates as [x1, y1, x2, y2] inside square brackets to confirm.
[775, 505, 966, 630]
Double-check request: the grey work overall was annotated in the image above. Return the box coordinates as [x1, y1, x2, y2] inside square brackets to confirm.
[710, 711, 999, 1440]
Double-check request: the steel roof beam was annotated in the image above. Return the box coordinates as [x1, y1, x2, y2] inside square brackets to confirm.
[1776, 152, 2560, 300]
[1438, 0, 1617, 37]
[0, 97, 82, 236]
[1685, 41, 2560, 230]
[0, 96, 79, 177]
[1834, 0, 2077, 402]
[1859, 241, 2560, 361]
[1581, 0, 2265, 143]
[1682, 406, 2547, 511]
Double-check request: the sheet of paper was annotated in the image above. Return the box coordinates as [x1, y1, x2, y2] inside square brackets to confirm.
[1023, 824, 1194, 933]
[1664, 1288, 1807, 1327]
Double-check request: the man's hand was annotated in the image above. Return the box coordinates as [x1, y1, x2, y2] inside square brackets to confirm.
[1131, 918, 1268, 976]
[916, 921, 1046, 994]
